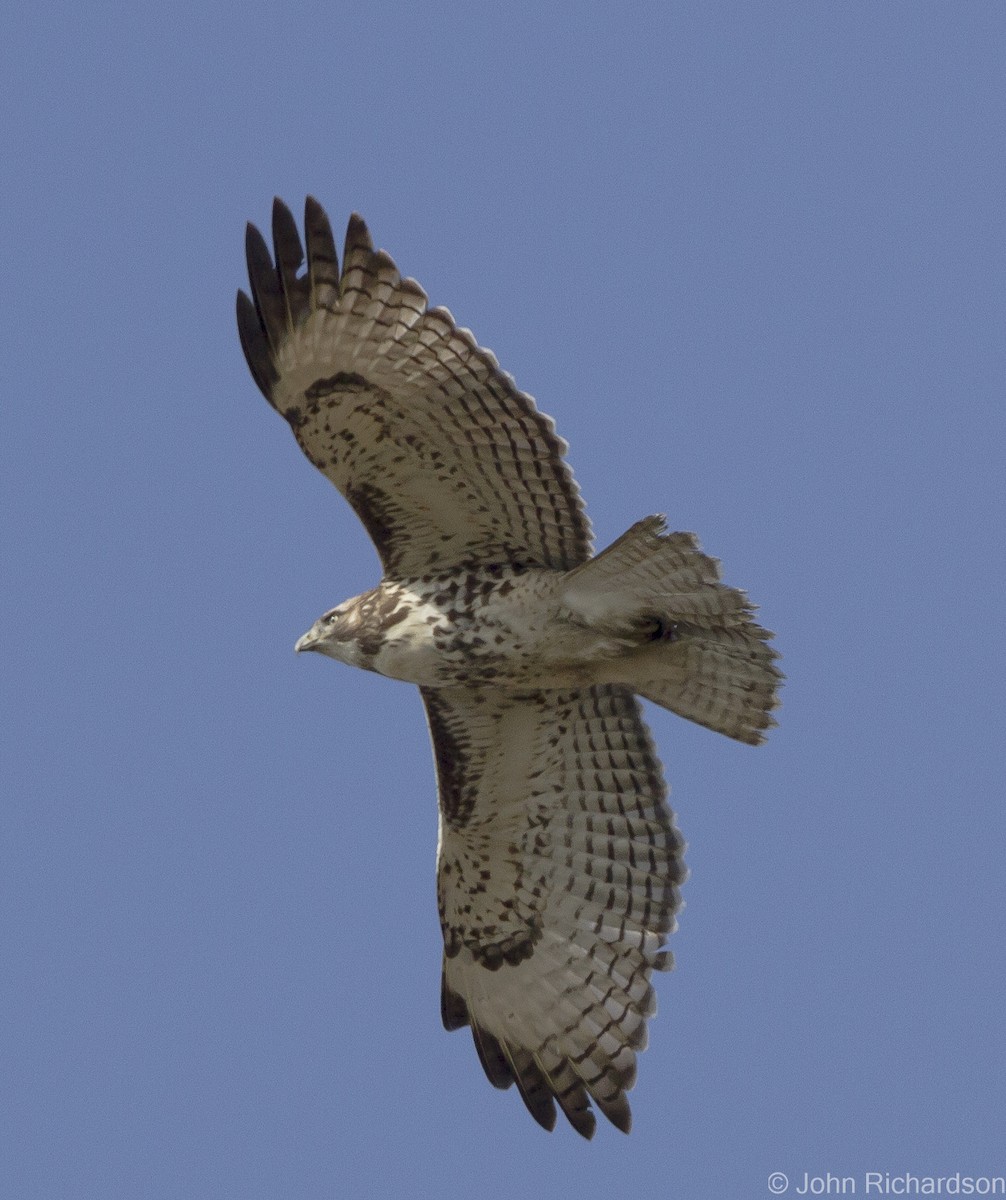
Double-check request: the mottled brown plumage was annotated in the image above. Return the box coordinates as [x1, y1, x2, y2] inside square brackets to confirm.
[238, 197, 781, 1138]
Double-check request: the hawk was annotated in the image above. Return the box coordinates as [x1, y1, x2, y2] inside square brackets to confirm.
[237, 197, 781, 1138]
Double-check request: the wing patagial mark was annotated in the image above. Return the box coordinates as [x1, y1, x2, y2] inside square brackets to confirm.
[306, 371, 370, 401]
[423, 687, 479, 829]
[342, 480, 404, 568]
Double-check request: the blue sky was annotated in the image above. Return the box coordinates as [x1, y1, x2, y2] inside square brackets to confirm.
[4, 3, 1004, 1197]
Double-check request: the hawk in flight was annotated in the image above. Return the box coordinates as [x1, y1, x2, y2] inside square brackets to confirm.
[237, 197, 780, 1138]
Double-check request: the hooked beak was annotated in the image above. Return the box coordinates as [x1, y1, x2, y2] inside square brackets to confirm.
[295, 628, 319, 654]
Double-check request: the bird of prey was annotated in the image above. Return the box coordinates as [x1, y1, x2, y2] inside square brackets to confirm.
[237, 197, 781, 1138]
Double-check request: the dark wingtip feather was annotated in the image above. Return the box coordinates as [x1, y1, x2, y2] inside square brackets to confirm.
[597, 1092, 632, 1135]
[345, 212, 374, 257]
[244, 221, 285, 354]
[556, 1085, 597, 1139]
[270, 197, 308, 325]
[236, 289, 278, 402]
[574, 1112, 598, 1140]
[470, 1025, 515, 1091]
[440, 970, 470, 1032]
[271, 197, 302, 264]
[304, 196, 340, 301]
[244, 221, 273, 281]
[509, 1055, 558, 1133]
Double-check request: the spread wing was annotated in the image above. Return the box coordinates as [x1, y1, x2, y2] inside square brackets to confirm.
[237, 198, 592, 576]
[424, 683, 685, 1138]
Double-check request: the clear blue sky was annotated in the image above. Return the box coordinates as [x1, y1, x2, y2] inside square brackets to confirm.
[3, 3, 1004, 1197]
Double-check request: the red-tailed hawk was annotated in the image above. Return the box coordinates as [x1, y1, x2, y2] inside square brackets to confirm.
[237, 197, 781, 1138]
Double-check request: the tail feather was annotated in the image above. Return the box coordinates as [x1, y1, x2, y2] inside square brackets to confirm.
[635, 625, 781, 745]
[563, 516, 783, 744]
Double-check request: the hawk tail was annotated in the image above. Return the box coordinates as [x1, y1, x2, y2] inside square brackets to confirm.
[562, 516, 783, 744]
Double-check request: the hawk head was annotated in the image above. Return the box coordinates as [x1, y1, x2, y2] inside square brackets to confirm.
[294, 599, 369, 667]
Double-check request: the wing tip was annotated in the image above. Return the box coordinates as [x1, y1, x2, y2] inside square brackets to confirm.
[460, 1015, 637, 1137]
[271, 193, 296, 224]
[508, 1054, 559, 1133]
[440, 969, 470, 1032]
[236, 287, 278, 402]
[598, 1094, 632, 1135]
[470, 1023, 515, 1092]
[345, 211, 374, 255]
